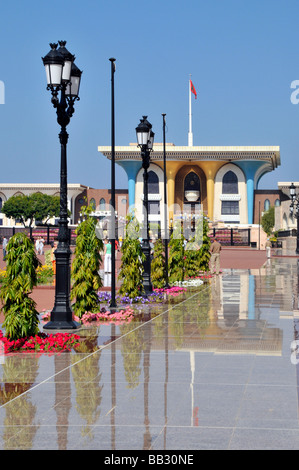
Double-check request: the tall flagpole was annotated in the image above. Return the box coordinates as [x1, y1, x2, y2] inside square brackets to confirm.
[188, 75, 193, 146]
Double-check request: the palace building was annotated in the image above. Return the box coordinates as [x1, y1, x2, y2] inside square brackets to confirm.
[98, 143, 281, 231]
[0, 143, 281, 241]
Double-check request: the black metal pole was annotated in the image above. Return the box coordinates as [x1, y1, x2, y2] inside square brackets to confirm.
[162, 113, 169, 288]
[258, 200, 261, 250]
[141, 147, 153, 296]
[44, 87, 79, 330]
[109, 58, 117, 310]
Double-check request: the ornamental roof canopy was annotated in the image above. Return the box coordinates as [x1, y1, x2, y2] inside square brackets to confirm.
[98, 144, 280, 168]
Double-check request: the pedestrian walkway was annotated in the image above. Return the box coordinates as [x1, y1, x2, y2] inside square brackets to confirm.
[1, 254, 299, 450]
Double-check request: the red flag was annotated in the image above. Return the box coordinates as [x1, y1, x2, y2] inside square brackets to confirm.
[190, 80, 197, 99]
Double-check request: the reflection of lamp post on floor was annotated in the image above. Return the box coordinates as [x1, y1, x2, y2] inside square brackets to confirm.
[289, 183, 299, 255]
[136, 116, 154, 296]
[42, 41, 82, 330]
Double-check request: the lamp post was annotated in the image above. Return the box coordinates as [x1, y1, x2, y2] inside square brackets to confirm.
[289, 182, 299, 255]
[42, 41, 82, 329]
[162, 113, 169, 288]
[136, 116, 154, 296]
[109, 58, 117, 311]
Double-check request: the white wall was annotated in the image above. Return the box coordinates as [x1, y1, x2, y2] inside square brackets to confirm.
[213, 164, 248, 224]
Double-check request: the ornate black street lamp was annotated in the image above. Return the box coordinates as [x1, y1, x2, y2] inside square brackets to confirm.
[42, 41, 82, 329]
[289, 182, 299, 255]
[136, 116, 154, 296]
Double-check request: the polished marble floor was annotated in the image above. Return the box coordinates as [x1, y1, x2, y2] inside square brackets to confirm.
[1, 257, 299, 450]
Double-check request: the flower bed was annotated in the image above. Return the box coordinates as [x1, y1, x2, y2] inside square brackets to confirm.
[76, 307, 135, 325]
[154, 286, 187, 296]
[40, 287, 189, 327]
[36, 264, 54, 284]
[41, 306, 135, 326]
[98, 286, 187, 305]
[0, 330, 80, 353]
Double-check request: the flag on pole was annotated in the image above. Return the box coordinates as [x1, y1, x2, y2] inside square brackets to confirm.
[190, 80, 197, 99]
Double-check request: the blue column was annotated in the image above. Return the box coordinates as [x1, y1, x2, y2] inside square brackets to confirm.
[235, 161, 265, 225]
[117, 160, 142, 209]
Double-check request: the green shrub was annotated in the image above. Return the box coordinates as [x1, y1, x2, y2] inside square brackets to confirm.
[168, 223, 185, 283]
[118, 213, 145, 298]
[71, 204, 103, 318]
[197, 216, 211, 272]
[0, 233, 40, 339]
[151, 238, 166, 288]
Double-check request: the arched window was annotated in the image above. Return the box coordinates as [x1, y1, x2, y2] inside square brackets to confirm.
[90, 198, 96, 210]
[148, 171, 159, 194]
[275, 199, 280, 207]
[100, 198, 105, 210]
[0, 197, 2, 210]
[222, 171, 238, 194]
[264, 199, 270, 211]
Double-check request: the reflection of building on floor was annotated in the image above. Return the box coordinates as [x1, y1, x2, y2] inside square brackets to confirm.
[256, 259, 298, 316]
[172, 272, 283, 356]
[218, 273, 252, 322]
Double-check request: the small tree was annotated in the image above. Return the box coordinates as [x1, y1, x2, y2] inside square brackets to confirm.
[197, 216, 211, 272]
[118, 213, 145, 298]
[184, 236, 200, 278]
[151, 238, 166, 288]
[261, 206, 275, 236]
[168, 222, 185, 283]
[0, 233, 40, 339]
[71, 204, 103, 318]
[2, 193, 61, 227]
[168, 214, 211, 282]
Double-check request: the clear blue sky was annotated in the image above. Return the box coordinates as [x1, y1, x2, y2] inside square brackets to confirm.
[0, 0, 298, 190]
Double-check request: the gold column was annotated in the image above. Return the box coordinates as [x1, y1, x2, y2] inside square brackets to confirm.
[200, 162, 225, 220]
[166, 162, 181, 220]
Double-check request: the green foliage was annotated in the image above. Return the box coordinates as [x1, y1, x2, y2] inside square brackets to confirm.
[1, 193, 61, 227]
[261, 206, 275, 236]
[0, 233, 40, 339]
[168, 222, 185, 283]
[168, 215, 211, 282]
[197, 216, 211, 272]
[184, 237, 200, 278]
[119, 322, 144, 389]
[36, 264, 53, 285]
[71, 203, 103, 318]
[44, 249, 52, 266]
[118, 213, 145, 298]
[151, 238, 166, 288]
